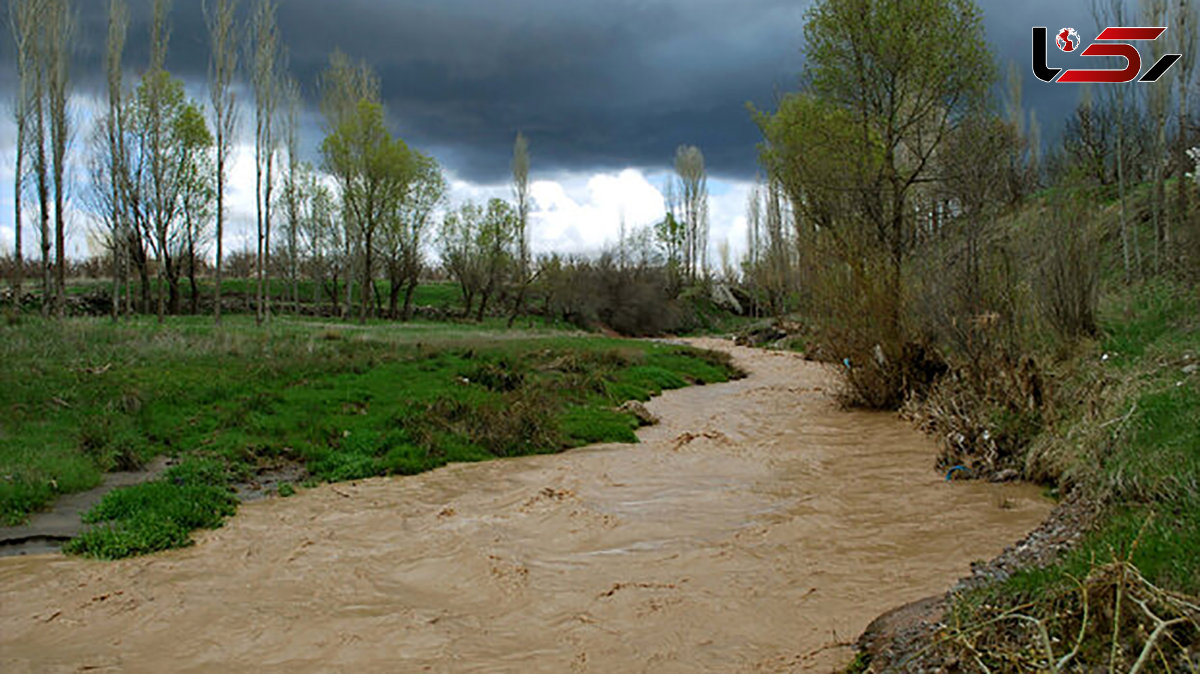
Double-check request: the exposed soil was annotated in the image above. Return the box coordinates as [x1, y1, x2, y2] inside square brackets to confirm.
[0, 339, 1051, 672]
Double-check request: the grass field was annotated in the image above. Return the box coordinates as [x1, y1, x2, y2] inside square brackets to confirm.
[54, 277, 465, 313]
[0, 316, 740, 558]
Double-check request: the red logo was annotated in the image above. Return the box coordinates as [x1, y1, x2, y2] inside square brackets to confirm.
[1033, 26, 1182, 83]
[1056, 27, 1081, 52]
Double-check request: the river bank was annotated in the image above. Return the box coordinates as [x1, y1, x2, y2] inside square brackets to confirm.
[0, 339, 1050, 672]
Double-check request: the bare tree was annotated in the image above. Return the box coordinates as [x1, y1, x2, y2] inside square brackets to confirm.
[1092, 0, 1139, 283]
[507, 132, 534, 326]
[251, 0, 282, 326]
[1174, 0, 1198, 244]
[28, 0, 51, 315]
[513, 132, 531, 276]
[206, 0, 238, 324]
[45, 0, 73, 318]
[8, 0, 43, 312]
[281, 75, 302, 313]
[674, 145, 709, 283]
[103, 0, 128, 320]
[1145, 0, 1172, 273]
[146, 0, 173, 321]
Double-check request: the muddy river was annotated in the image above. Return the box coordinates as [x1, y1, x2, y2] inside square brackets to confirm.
[0, 339, 1051, 672]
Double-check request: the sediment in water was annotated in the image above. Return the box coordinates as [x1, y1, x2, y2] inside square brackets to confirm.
[0, 339, 1051, 672]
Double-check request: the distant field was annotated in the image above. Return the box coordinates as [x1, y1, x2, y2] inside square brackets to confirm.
[53, 278, 464, 312]
[0, 316, 740, 558]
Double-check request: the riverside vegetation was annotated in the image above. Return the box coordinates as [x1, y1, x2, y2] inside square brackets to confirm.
[0, 316, 739, 559]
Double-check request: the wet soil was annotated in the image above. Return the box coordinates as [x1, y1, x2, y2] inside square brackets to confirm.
[0, 457, 172, 557]
[0, 339, 1052, 672]
[0, 460, 309, 558]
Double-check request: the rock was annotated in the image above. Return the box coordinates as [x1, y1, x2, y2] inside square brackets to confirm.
[1183, 364, 1198, 375]
[734, 322, 788, 347]
[710, 283, 743, 315]
[990, 469, 1021, 483]
[617, 401, 658, 426]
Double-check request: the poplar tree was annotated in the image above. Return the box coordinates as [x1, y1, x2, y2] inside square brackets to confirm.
[8, 0, 42, 312]
[252, 0, 282, 326]
[206, 0, 238, 323]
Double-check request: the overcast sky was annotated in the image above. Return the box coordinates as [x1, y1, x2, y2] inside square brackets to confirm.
[0, 0, 1149, 261]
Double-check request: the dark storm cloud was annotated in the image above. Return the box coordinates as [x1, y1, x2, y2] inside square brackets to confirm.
[5, 0, 1106, 182]
[277, 0, 810, 180]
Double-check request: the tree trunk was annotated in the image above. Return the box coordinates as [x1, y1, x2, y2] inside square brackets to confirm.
[256, 164, 264, 326]
[156, 264, 166, 324]
[12, 133, 24, 314]
[476, 290, 489, 322]
[402, 279, 418, 322]
[168, 270, 180, 316]
[36, 129, 50, 318]
[387, 269, 401, 319]
[359, 226, 372, 324]
[188, 233, 199, 315]
[133, 241, 150, 314]
[215, 178, 224, 324]
[53, 149, 66, 320]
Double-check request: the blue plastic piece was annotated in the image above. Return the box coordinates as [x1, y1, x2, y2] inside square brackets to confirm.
[945, 465, 970, 481]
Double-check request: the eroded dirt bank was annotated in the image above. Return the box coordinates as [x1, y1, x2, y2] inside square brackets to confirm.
[0, 339, 1051, 672]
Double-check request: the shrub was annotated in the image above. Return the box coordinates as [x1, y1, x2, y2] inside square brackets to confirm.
[65, 480, 237, 559]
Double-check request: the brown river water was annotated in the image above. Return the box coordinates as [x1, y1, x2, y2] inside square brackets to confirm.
[0, 339, 1051, 673]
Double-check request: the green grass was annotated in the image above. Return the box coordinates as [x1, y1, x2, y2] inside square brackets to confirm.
[0, 315, 740, 558]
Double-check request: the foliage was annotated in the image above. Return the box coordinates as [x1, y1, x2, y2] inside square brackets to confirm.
[439, 199, 517, 321]
[321, 98, 415, 322]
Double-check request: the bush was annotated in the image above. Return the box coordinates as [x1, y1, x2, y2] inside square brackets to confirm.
[65, 480, 238, 559]
[537, 255, 682, 336]
[1033, 199, 1101, 340]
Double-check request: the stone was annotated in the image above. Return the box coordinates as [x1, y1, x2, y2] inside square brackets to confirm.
[617, 401, 659, 426]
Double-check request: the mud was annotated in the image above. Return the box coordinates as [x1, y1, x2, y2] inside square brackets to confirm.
[0, 339, 1052, 672]
[0, 456, 172, 558]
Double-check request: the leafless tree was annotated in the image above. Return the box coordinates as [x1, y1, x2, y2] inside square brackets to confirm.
[206, 0, 239, 324]
[25, 0, 52, 315]
[1145, 0, 1172, 273]
[1092, 0, 1139, 283]
[281, 75, 302, 313]
[103, 0, 128, 320]
[251, 0, 282, 326]
[8, 0, 43, 312]
[507, 132, 534, 326]
[1174, 0, 1198, 244]
[146, 0, 173, 321]
[45, 0, 73, 318]
[674, 145, 709, 283]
